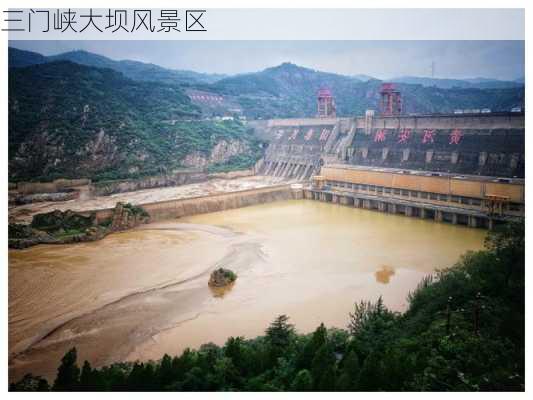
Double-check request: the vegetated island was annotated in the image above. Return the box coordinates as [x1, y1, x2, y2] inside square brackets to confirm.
[209, 268, 238, 287]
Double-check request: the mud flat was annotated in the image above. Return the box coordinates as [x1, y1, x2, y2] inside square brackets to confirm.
[9, 176, 290, 224]
[9, 200, 486, 382]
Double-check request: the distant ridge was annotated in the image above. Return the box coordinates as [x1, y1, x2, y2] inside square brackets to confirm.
[9, 47, 226, 85]
[8, 46, 525, 119]
[391, 76, 523, 90]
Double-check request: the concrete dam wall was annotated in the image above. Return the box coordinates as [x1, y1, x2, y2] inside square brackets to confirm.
[250, 112, 525, 179]
[89, 184, 302, 223]
[250, 118, 357, 180]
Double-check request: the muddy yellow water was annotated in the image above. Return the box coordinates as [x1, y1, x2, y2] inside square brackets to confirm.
[9, 200, 486, 381]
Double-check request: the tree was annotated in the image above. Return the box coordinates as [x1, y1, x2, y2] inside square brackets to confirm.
[181, 367, 205, 391]
[357, 351, 384, 391]
[485, 219, 525, 288]
[10, 374, 49, 391]
[52, 347, 80, 391]
[79, 360, 103, 391]
[317, 365, 337, 391]
[311, 344, 337, 390]
[224, 336, 246, 375]
[336, 350, 359, 390]
[291, 369, 313, 391]
[213, 356, 241, 389]
[266, 315, 295, 348]
[170, 348, 195, 383]
[348, 297, 387, 336]
[157, 354, 174, 388]
[297, 322, 328, 369]
[336, 372, 352, 392]
[265, 315, 296, 367]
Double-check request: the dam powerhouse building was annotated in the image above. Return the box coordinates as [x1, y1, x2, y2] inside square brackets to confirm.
[251, 85, 525, 229]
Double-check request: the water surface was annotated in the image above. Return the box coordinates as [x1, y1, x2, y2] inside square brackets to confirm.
[9, 200, 486, 381]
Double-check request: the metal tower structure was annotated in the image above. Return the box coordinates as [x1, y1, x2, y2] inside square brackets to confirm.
[317, 87, 336, 118]
[379, 83, 402, 116]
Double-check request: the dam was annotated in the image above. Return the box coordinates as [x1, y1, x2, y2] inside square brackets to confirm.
[250, 84, 523, 181]
[251, 112, 525, 180]
[248, 87, 525, 227]
[8, 86, 525, 383]
[9, 87, 525, 229]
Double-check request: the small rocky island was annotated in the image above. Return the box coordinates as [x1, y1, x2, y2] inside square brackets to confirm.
[208, 268, 237, 288]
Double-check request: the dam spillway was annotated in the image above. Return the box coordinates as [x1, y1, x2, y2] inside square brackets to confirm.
[250, 112, 525, 180]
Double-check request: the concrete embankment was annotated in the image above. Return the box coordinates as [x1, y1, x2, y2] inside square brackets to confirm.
[88, 184, 303, 224]
[93, 169, 256, 197]
[10, 169, 256, 203]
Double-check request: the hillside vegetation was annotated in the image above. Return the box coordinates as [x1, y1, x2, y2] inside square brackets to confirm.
[9, 61, 260, 182]
[11, 221, 524, 391]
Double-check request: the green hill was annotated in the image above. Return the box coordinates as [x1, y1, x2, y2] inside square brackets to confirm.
[209, 63, 524, 118]
[8, 47, 225, 85]
[9, 61, 259, 182]
[48, 50, 226, 85]
[8, 48, 48, 68]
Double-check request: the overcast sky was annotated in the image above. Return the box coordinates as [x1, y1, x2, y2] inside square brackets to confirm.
[10, 40, 524, 80]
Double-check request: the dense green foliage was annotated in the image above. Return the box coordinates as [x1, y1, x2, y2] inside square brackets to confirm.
[11, 221, 524, 392]
[121, 203, 150, 219]
[9, 61, 260, 182]
[219, 268, 237, 283]
[207, 153, 262, 173]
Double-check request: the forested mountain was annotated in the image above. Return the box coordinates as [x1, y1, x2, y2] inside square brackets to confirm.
[209, 63, 524, 118]
[8, 48, 48, 68]
[8, 47, 225, 85]
[8, 61, 260, 182]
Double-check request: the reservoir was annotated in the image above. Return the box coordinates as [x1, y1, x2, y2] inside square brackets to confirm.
[9, 199, 486, 381]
